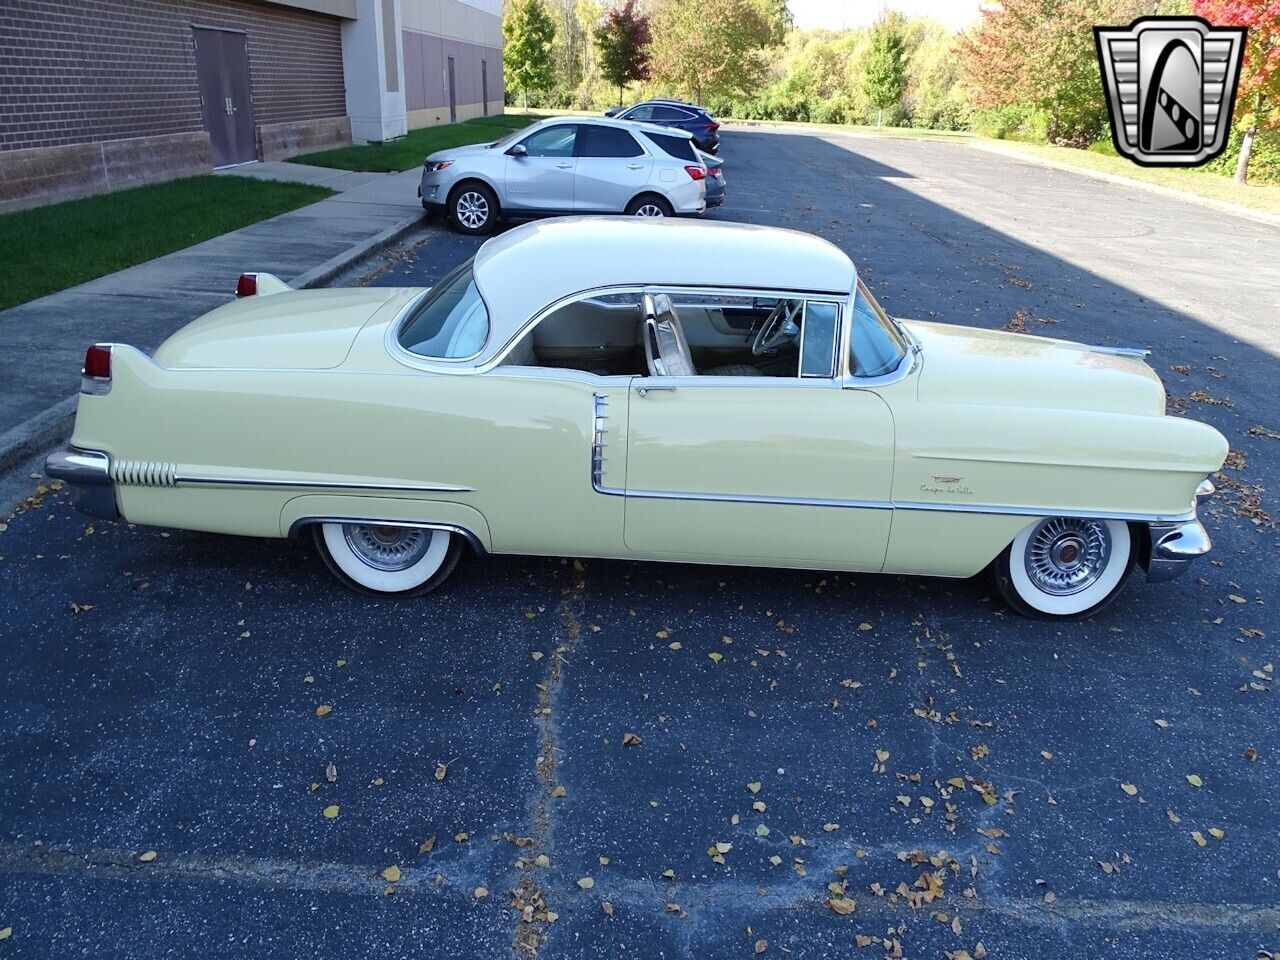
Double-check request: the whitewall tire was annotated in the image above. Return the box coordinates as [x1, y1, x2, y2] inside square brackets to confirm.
[993, 517, 1135, 619]
[313, 522, 461, 597]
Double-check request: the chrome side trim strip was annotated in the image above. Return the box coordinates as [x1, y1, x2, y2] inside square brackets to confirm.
[175, 475, 473, 494]
[1086, 344, 1151, 359]
[893, 499, 1197, 523]
[624, 487, 893, 510]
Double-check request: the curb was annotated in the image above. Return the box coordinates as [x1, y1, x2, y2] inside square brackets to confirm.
[0, 212, 423, 481]
[289, 213, 423, 289]
[0, 394, 78, 479]
[968, 140, 1280, 229]
[723, 119, 971, 145]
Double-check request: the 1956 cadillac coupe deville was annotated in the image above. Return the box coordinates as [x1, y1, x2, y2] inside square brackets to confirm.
[48, 218, 1226, 619]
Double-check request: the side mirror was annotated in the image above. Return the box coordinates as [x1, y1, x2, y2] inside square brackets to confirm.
[508, 143, 527, 158]
[604, 107, 621, 118]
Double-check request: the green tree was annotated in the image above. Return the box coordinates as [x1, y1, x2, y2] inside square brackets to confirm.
[648, 0, 774, 103]
[504, 0, 557, 107]
[959, 0, 1146, 145]
[1193, 0, 1280, 184]
[595, 0, 651, 105]
[862, 13, 908, 126]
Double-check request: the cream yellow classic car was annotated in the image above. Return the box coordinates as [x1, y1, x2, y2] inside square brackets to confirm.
[47, 218, 1227, 619]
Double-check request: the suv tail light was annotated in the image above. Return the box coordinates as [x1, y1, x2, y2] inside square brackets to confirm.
[707, 122, 720, 132]
[685, 165, 706, 181]
[236, 273, 258, 297]
[82, 343, 112, 395]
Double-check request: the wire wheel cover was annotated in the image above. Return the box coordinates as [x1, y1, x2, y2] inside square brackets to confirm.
[343, 524, 433, 572]
[1023, 518, 1112, 596]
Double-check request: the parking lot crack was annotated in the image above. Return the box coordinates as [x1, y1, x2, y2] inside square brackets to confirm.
[511, 561, 587, 957]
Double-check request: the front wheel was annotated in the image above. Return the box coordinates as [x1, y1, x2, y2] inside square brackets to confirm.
[992, 517, 1135, 619]
[313, 522, 461, 597]
[626, 195, 673, 218]
[449, 183, 498, 235]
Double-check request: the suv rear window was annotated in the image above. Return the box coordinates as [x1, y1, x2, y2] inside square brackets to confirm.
[646, 132, 696, 162]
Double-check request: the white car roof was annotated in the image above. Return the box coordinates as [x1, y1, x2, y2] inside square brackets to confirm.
[536, 115, 694, 140]
[470, 218, 856, 364]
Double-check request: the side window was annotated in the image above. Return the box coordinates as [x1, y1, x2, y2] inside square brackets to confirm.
[646, 132, 697, 162]
[651, 106, 690, 121]
[578, 125, 644, 158]
[625, 104, 654, 121]
[520, 125, 577, 158]
[800, 301, 839, 378]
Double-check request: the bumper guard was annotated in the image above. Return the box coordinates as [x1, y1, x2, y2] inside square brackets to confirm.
[1143, 480, 1214, 582]
[45, 448, 119, 521]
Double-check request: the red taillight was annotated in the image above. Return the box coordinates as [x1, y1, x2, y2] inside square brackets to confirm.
[236, 273, 258, 297]
[685, 165, 706, 181]
[83, 344, 112, 380]
[707, 122, 720, 131]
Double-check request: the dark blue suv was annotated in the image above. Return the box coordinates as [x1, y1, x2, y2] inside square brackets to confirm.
[605, 99, 721, 154]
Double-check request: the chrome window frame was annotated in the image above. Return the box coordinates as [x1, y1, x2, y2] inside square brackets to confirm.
[485, 281, 855, 378]
[798, 299, 841, 380]
[837, 283, 920, 390]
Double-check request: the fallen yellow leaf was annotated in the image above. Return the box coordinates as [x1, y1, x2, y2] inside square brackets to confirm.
[315, 705, 332, 717]
[381, 865, 401, 883]
[322, 804, 340, 819]
[137, 850, 157, 863]
[577, 877, 594, 890]
[1186, 774, 1203, 787]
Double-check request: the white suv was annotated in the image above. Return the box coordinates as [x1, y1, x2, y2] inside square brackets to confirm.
[418, 116, 707, 235]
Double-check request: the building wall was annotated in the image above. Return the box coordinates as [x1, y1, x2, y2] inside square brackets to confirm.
[401, 0, 502, 129]
[0, 0, 352, 211]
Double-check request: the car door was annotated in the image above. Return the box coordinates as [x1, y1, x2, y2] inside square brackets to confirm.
[574, 124, 653, 212]
[621, 298, 896, 570]
[505, 124, 579, 212]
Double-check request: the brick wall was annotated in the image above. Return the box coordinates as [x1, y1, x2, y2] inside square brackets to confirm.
[0, 0, 347, 154]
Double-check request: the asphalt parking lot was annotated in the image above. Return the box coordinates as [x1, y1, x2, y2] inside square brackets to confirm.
[1, 129, 1278, 959]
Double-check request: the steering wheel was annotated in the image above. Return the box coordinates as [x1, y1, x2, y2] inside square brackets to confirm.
[752, 300, 802, 356]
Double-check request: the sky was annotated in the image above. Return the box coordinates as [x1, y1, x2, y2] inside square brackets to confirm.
[787, 0, 981, 32]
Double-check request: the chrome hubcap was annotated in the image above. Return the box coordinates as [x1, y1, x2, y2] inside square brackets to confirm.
[456, 192, 488, 229]
[343, 523, 432, 572]
[635, 204, 665, 217]
[1024, 518, 1111, 596]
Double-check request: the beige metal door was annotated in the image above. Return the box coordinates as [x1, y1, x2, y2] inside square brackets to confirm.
[622, 380, 895, 569]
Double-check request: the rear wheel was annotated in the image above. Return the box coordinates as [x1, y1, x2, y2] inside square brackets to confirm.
[449, 183, 498, 235]
[313, 522, 461, 597]
[626, 194, 673, 218]
[992, 517, 1135, 619]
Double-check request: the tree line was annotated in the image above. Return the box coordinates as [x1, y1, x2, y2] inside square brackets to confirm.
[503, 0, 1278, 184]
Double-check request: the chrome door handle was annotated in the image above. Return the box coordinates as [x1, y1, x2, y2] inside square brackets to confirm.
[627, 163, 644, 169]
[556, 162, 572, 169]
[635, 384, 677, 396]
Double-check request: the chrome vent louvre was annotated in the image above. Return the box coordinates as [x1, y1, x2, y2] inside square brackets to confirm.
[111, 459, 177, 488]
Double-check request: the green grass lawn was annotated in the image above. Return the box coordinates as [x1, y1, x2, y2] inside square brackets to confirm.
[0, 176, 332, 311]
[297, 113, 547, 172]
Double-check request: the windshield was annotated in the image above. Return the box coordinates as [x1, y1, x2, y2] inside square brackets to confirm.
[849, 280, 908, 378]
[487, 126, 528, 149]
[397, 259, 489, 359]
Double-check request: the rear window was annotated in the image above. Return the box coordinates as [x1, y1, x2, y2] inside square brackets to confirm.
[579, 125, 644, 158]
[397, 260, 489, 360]
[647, 132, 696, 162]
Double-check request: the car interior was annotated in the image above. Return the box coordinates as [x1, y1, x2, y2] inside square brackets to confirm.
[502, 291, 838, 379]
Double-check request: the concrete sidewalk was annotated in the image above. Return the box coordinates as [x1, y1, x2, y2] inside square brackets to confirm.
[0, 164, 424, 475]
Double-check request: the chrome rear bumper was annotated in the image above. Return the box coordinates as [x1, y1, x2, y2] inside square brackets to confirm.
[1143, 481, 1214, 582]
[45, 448, 119, 521]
